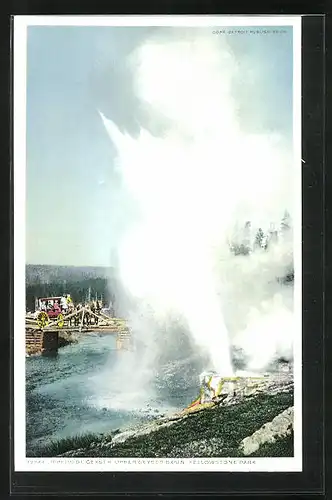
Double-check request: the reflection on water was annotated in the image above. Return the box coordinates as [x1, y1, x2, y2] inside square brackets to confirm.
[26, 334, 198, 452]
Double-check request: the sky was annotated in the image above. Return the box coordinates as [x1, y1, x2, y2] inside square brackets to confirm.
[25, 24, 293, 267]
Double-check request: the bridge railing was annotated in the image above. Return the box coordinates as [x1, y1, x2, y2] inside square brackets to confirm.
[26, 306, 129, 333]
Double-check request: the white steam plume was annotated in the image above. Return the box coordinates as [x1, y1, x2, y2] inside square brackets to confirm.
[101, 30, 294, 377]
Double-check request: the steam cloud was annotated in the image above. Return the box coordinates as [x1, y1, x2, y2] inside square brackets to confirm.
[100, 30, 295, 385]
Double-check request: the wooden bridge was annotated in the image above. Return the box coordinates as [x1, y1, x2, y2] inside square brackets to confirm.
[25, 306, 132, 355]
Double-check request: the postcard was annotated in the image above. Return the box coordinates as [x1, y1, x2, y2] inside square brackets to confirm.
[14, 15, 302, 472]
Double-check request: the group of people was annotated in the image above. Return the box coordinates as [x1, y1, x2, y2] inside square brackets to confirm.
[89, 300, 103, 314]
[65, 299, 104, 326]
[83, 300, 103, 325]
[39, 294, 74, 314]
[37, 294, 107, 327]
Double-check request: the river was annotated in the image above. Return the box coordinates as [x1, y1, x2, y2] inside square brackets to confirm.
[26, 333, 200, 453]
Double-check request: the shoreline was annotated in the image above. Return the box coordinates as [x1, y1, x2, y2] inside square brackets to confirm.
[27, 372, 294, 459]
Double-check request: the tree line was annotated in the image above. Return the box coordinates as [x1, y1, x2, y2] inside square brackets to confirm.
[228, 211, 294, 283]
[229, 210, 293, 256]
[25, 277, 113, 312]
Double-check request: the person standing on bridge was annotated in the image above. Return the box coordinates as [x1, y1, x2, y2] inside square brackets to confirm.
[84, 302, 91, 326]
[61, 295, 68, 314]
[96, 300, 102, 325]
[74, 303, 82, 326]
[67, 294, 74, 313]
[53, 301, 61, 314]
[91, 301, 96, 325]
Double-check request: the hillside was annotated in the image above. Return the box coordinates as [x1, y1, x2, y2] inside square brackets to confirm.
[26, 264, 113, 285]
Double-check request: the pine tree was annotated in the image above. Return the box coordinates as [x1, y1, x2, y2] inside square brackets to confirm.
[281, 210, 292, 232]
[255, 228, 265, 249]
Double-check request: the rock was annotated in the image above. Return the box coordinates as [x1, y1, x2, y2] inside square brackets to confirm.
[58, 331, 78, 348]
[239, 406, 294, 456]
[112, 430, 138, 444]
[217, 373, 293, 409]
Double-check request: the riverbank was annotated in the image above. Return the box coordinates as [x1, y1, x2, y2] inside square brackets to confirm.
[29, 372, 294, 458]
[26, 330, 78, 356]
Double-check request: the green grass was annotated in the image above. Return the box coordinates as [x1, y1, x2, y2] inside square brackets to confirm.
[95, 391, 293, 458]
[27, 432, 110, 457]
[32, 390, 294, 458]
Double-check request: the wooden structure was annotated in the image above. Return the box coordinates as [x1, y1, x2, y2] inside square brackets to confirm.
[25, 306, 132, 355]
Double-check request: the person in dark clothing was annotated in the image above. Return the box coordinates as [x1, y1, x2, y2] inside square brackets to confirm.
[91, 301, 96, 325]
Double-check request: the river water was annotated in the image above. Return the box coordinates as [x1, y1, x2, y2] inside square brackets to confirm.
[26, 333, 200, 453]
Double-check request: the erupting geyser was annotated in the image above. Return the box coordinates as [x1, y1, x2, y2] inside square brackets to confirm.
[100, 30, 294, 377]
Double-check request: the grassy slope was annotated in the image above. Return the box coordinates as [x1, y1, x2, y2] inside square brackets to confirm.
[30, 390, 293, 458]
[28, 433, 108, 458]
